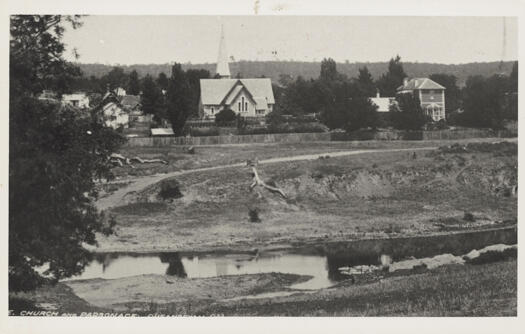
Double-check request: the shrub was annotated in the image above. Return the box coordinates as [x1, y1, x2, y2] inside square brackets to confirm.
[159, 179, 183, 200]
[248, 208, 261, 223]
[214, 108, 236, 126]
[189, 127, 220, 137]
[463, 212, 475, 222]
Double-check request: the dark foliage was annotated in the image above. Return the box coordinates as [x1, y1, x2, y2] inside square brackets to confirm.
[141, 74, 166, 123]
[459, 75, 509, 129]
[429, 73, 461, 116]
[248, 208, 261, 223]
[376, 55, 407, 97]
[158, 179, 183, 200]
[166, 63, 192, 136]
[357, 66, 377, 97]
[75, 60, 518, 88]
[10, 15, 124, 292]
[214, 108, 236, 126]
[127, 70, 141, 95]
[391, 93, 429, 130]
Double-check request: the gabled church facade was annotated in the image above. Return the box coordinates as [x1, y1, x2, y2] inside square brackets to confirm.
[199, 78, 274, 118]
[199, 25, 275, 119]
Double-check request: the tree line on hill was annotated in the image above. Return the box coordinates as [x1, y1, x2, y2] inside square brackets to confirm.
[76, 60, 517, 88]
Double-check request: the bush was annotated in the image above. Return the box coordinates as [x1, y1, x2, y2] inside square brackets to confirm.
[214, 108, 236, 126]
[248, 208, 261, 223]
[188, 127, 220, 137]
[463, 212, 475, 222]
[159, 179, 183, 200]
[239, 122, 328, 135]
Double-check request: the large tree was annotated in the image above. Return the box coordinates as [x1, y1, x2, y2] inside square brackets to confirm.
[166, 63, 192, 136]
[460, 75, 508, 129]
[127, 69, 141, 95]
[429, 73, 461, 117]
[377, 55, 407, 97]
[9, 15, 124, 292]
[356, 66, 377, 97]
[101, 66, 128, 92]
[141, 74, 166, 123]
[185, 68, 210, 117]
[391, 93, 429, 130]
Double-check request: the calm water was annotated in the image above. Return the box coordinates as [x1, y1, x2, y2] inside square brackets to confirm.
[65, 252, 342, 289]
[65, 227, 517, 291]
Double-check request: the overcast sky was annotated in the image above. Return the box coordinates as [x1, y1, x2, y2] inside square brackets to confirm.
[61, 16, 518, 65]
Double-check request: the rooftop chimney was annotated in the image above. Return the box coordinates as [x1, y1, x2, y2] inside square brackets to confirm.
[403, 77, 409, 86]
[376, 89, 380, 98]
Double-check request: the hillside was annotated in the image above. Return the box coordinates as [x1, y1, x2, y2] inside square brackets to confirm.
[76, 60, 516, 87]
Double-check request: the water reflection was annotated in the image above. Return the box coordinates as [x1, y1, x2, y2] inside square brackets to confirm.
[160, 253, 187, 278]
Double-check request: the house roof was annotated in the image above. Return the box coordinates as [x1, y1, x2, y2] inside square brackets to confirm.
[397, 78, 445, 91]
[151, 128, 175, 136]
[223, 85, 244, 105]
[120, 95, 141, 109]
[254, 97, 268, 109]
[62, 93, 88, 101]
[370, 97, 394, 112]
[200, 78, 275, 106]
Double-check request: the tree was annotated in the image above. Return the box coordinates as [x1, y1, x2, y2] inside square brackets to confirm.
[185, 69, 210, 117]
[10, 15, 124, 292]
[156, 72, 169, 91]
[509, 61, 518, 93]
[215, 108, 236, 126]
[320, 58, 338, 82]
[166, 63, 192, 136]
[391, 93, 429, 130]
[429, 73, 460, 116]
[460, 75, 508, 129]
[356, 66, 376, 97]
[127, 70, 141, 95]
[377, 55, 407, 97]
[141, 74, 166, 123]
[101, 67, 128, 92]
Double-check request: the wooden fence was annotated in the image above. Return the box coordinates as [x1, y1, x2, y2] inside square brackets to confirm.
[125, 128, 516, 147]
[125, 132, 332, 147]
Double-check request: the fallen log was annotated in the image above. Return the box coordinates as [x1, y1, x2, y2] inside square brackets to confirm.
[109, 153, 168, 166]
[249, 166, 286, 199]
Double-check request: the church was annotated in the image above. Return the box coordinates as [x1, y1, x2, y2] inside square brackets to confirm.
[199, 26, 275, 119]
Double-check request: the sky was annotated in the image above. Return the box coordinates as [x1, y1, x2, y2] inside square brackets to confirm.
[61, 16, 518, 65]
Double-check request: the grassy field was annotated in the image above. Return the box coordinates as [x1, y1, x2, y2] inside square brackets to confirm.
[111, 138, 512, 178]
[97, 140, 517, 253]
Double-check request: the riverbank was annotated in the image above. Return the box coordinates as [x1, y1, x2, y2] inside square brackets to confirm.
[10, 258, 517, 316]
[95, 140, 517, 253]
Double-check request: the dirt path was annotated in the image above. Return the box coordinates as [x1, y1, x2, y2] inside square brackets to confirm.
[96, 146, 436, 210]
[96, 137, 516, 211]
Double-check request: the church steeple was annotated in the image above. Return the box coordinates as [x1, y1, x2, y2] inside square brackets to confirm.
[216, 24, 231, 79]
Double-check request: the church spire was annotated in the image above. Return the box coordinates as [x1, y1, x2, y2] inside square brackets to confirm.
[216, 24, 231, 79]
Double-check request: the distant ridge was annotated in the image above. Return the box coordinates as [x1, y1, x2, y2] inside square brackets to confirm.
[75, 60, 517, 87]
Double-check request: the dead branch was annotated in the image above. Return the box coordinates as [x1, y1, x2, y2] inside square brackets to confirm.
[250, 166, 286, 198]
[110, 153, 168, 166]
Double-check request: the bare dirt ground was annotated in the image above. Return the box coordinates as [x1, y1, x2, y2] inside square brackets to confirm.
[95, 138, 517, 253]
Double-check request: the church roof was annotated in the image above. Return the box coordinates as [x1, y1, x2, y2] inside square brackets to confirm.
[397, 78, 445, 91]
[200, 78, 275, 106]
